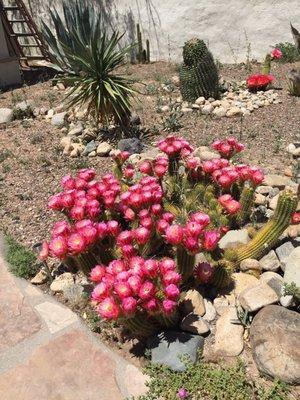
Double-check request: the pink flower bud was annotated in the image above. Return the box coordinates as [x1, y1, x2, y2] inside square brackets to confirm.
[90, 265, 106, 282]
[191, 212, 210, 227]
[164, 284, 180, 300]
[124, 165, 135, 179]
[186, 157, 199, 170]
[61, 175, 75, 190]
[162, 299, 177, 314]
[140, 217, 153, 230]
[97, 297, 120, 320]
[48, 194, 63, 210]
[140, 161, 153, 175]
[69, 205, 85, 221]
[177, 388, 189, 399]
[78, 168, 95, 181]
[156, 219, 169, 234]
[117, 230, 133, 246]
[124, 207, 136, 221]
[203, 231, 220, 251]
[75, 178, 87, 190]
[97, 222, 108, 239]
[151, 203, 162, 215]
[61, 193, 74, 209]
[39, 241, 49, 261]
[143, 298, 159, 312]
[162, 212, 174, 223]
[134, 227, 151, 245]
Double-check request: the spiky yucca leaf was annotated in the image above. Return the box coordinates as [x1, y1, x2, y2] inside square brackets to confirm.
[42, 1, 136, 125]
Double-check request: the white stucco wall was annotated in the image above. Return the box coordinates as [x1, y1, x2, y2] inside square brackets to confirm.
[25, 0, 300, 63]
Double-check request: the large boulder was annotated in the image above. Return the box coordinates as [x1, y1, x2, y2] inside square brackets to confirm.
[250, 305, 300, 384]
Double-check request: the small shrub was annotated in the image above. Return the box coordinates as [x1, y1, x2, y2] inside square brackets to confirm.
[0, 149, 12, 164]
[5, 235, 38, 279]
[132, 358, 291, 400]
[273, 42, 300, 63]
[162, 105, 183, 132]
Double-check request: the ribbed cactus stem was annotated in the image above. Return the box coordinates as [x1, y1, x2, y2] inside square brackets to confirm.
[236, 186, 255, 226]
[146, 39, 150, 63]
[262, 54, 271, 75]
[211, 261, 233, 288]
[176, 246, 195, 282]
[231, 190, 297, 265]
[123, 312, 160, 337]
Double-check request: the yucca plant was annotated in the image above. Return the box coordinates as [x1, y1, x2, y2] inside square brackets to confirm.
[42, 1, 136, 125]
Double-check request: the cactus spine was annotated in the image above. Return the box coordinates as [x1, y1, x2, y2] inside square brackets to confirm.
[176, 246, 195, 282]
[225, 190, 298, 266]
[236, 186, 255, 226]
[123, 312, 160, 337]
[179, 38, 219, 102]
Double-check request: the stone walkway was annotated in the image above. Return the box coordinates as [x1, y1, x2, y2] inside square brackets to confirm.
[0, 237, 148, 400]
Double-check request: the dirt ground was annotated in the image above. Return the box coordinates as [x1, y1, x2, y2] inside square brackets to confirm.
[0, 60, 299, 249]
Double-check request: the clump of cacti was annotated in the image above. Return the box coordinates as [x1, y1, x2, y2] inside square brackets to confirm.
[179, 38, 219, 102]
[135, 23, 150, 63]
[41, 136, 297, 336]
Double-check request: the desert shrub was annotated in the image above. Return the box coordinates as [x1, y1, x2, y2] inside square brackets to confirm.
[42, 0, 136, 125]
[273, 42, 300, 63]
[132, 358, 290, 400]
[5, 235, 38, 279]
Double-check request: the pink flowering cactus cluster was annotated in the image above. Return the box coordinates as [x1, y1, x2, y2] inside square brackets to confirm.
[41, 135, 264, 335]
[90, 257, 180, 320]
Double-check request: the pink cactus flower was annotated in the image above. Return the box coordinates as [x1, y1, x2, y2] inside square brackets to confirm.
[81, 225, 98, 244]
[194, 262, 214, 284]
[162, 212, 174, 223]
[49, 236, 68, 258]
[151, 203, 162, 215]
[78, 168, 95, 181]
[67, 233, 86, 255]
[61, 193, 74, 209]
[90, 265, 106, 282]
[160, 258, 176, 274]
[271, 48, 282, 59]
[164, 284, 180, 300]
[134, 227, 151, 245]
[183, 235, 200, 254]
[128, 275, 142, 294]
[124, 207, 136, 221]
[139, 281, 155, 300]
[69, 205, 85, 221]
[140, 217, 153, 230]
[97, 222, 108, 239]
[143, 259, 159, 278]
[91, 282, 109, 301]
[154, 164, 167, 178]
[61, 174, 75, 190]
[121, 244, 136, 258]
[186, 221, 203, 237]
[186, 157, 200, 170]
[107, 220, 120, 236]
[143, 298, 159, 312]
[203, 231, 220, 251]
[97, 297, 120, 320]
[117, 231, 133, 246]
[165, 224, 184, 245]
[75, 178, 87, 190]
[52, 220, 71, 237]
[251, 170, 264, 185]
[224, 199, 241, 215]
[114, 281, 132, 298]
[124, 164, 135, 179]
[48, 194, 63, 210]
[191, 212, 210, 227]
[156, 219, 169, 234]
[140, 161, 153, 175]
[110, 259, 127, 275]
[163, 270, 181, 285]
[122, 297, 137, 314]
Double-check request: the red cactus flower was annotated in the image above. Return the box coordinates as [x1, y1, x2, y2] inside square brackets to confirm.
[291, 212, 300, 224]
[194, 262, 214, 284]
[122, 297, 137, 314]
[271, 48, 282, 59]
[165, 224, 184, 245]
[49, 236, 68, 258]
[203, 231, 220, 251]
[97, 297, 120, 320]
[162, 299, 177, 314]
[247, 74, 274, 91]
[90, 265, 106, 283]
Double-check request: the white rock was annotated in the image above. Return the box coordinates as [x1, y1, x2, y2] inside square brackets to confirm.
[240, 258, 261, 272]
[219, 229, 250, 249]
[201, 104, 213, 115]
[213, 296, 229, 316]
[283, 247, 300, 287]
[226, 106, 243, 117]
[182, 107, 193, 113]
[195, 96, 205, 105]
[51, 112, 67, 127]
[239, 283, 279, 312]
[0, 108, 13, 124]
[160, 105, 169, 112]
[50, 272, 74, 293]
[96, 141, 112, 156]
[214, 307, 244, 356]
[259, 250, 281, 272]
[203, 299, 217, 322]
[182, 289, 206, 316]
[212, 106, 227, 118]
[68, 124, 83, 137]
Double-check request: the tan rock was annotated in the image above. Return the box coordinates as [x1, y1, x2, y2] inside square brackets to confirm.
[50, 273, 74, 293]
[181, 289, 206, 316]
[31, 270, 48, 285]
[214, 307, 244, 356]
[239, 283, 279, 312]
[232, 272, 259, 296]
[240, 259, 261, 272]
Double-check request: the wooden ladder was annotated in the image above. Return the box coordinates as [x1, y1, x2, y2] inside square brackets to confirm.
[0, 0, 50, 66]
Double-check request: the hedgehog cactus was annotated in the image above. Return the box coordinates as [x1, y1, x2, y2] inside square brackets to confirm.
[179, 38, 219, 102]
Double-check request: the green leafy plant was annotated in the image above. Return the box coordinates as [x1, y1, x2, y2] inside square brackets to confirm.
[162, 105, 183, 132]
[273, 42, 300, 63]
[42, 0, 136, 125]
[283, 282, 300, 301]
[5, 235, 38, 279]
[132, 357, 291, 400]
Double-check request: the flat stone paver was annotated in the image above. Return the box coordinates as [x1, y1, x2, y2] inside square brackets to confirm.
[0, 258, 41, 352]
[0, 237, 148, 399]
[0, 329, 123, 400]
[35, 301, 78, 334]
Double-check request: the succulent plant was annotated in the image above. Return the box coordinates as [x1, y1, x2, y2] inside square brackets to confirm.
[179, 38, 219, 102]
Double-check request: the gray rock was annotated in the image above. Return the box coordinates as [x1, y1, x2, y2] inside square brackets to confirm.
[118, 138, 144, 154]
[213, 296, 229, 315]
[284, 247, 300, 287]
[219, 229, 250, 249]
[63, 284, 84, 306]
[148, 330, 204, 372]
[275, 241, 295, 268]
[259, 250, 281, 272]
[214, 307, 244, 357]
[256, 185, 273, 195]
[259, 271, 283, 296]
[0, 108, 13, 124]
[263, 174, 293, 189]
[82, 140, 97, 155]
[180, 313, 210, 335]
[239, 283, 278, 312]
[250, 305, 300, 384]
[51, 112, 67, 127]
[201, 104, 213, 115]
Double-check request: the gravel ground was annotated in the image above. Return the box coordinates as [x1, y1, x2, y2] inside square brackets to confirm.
[0, 61, 299, 249]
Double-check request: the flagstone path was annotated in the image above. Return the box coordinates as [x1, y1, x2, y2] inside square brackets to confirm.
[0, 236, 148, 400]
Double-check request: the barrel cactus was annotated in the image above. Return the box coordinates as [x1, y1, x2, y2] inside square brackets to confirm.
[179, 38, 219, 102]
